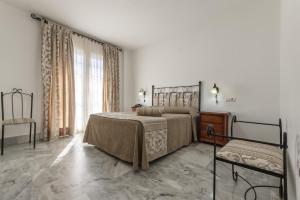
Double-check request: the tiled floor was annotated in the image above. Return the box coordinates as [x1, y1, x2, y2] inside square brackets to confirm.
[0, 135, 281, 200]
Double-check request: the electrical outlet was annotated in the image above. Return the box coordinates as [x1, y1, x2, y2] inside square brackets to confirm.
[225, 97, 237, 102]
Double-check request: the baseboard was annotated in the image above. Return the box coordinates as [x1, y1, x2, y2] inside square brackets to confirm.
[0, 133, 41, 147]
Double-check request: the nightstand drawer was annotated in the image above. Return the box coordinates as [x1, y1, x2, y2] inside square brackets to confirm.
[199, 112, 230, 146]
[200, 130, 226, 145]
[201, 122, 224, 133]
[201, 115, 224, 124]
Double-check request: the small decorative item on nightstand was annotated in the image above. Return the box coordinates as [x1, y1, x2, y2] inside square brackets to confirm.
[131, 104, 142, 112]
[199, 112, 230, 146]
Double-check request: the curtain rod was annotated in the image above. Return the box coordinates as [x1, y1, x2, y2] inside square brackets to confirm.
[31, 13, 123, 52]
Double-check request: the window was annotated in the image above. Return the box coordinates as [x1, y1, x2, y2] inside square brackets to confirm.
[73, 35, 103, 133]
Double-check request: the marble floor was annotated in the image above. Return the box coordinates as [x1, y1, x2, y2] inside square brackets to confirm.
[0, 134, 281, 200]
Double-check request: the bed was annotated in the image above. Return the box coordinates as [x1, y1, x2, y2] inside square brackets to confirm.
[83, 82, 202, 170]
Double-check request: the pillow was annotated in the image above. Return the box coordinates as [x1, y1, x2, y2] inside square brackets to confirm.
[164, 106, 190, 114]
[183, 92, 192, 107]
[136, 106, 163, 117]
[164, 93, 170, 106]
[191, 92, 199, 109]
[158, 93, 164, 106]
[177, 93, 184, 107]
[153, 94, 159, 106]
[169, 93, 177, 106]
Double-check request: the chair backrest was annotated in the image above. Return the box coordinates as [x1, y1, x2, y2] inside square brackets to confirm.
[1, 88, 33, 121]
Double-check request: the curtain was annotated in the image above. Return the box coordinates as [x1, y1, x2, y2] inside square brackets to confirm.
[103, 44, 120, 112]
[72, 35, 104, 133]
[41, 21, 75, 140]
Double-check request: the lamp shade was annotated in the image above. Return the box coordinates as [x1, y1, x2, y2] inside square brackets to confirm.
[211, 88, 218, 94]
[139, 88, 145, 96]
[211, 83, 219, 94]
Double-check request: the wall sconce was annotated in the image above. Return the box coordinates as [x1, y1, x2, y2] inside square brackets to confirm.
[211, 83, 219, 104]
[138, 88, 146, 102]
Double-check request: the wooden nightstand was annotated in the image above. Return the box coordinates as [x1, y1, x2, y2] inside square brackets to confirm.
[199, 112, 230, 146]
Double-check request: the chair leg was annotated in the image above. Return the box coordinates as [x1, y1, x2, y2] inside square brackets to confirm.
[284, 175, 288, 200]
[1, 125, 4, 155]
[29, 123, 32, 143]
[213, 144, 217, 200]
[213, 156, 216, 200]
[279, 178, 283, 198]
[33, 122, 36, 149]
[232, 164, 238, 182]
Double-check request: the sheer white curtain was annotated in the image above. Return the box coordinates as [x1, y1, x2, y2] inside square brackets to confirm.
[73, 35, 104, 133]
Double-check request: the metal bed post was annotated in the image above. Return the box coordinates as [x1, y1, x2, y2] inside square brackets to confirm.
[29, 93, 33, 143]
[33, 122, 36, 149]
[198, 81, 201, 113]
[1, 92, 4, 155]
[152, 85, 154, 106]
[283, 132, 288, 200]
[279, 118, 283, 146]
[1, 92, 4, 121]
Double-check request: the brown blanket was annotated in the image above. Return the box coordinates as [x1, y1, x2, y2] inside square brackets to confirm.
[83, 112, 193, 169]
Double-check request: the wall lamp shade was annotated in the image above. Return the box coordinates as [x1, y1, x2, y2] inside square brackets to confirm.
[139, 88, 146, 102]
[211, 83, 219, 104]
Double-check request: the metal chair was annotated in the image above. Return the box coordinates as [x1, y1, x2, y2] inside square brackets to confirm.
[1, 88, 36, 155]
[207, 115, 288, 200]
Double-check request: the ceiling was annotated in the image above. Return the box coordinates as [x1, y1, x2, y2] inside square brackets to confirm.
[1, 0, 264, 49]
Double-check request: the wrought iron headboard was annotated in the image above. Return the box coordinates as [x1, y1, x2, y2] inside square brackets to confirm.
[151, 81, 202, 112]
[1, 88, 33, 120]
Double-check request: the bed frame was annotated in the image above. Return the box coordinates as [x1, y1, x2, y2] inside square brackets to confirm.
[151, 81, 202, 112]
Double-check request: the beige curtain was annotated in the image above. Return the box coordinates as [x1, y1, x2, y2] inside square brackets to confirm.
[103, 44, 120, 112]
[41, 21, 75, 140]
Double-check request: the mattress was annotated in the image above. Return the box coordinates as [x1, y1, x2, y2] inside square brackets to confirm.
[83, 112, 194, 170]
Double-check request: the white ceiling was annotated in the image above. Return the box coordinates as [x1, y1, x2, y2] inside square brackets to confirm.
[1, 0, 264, 49]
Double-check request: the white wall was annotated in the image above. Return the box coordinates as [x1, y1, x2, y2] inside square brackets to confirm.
[0, 1, 42, 138]
[123, 49, 135, 112]
[129, 0, 280, 142]
[280, 0, 300, 199]
[0, 2, 130, 139]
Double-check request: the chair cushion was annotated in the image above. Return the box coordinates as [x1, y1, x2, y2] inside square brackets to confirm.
[217, 140, 283, 175]
[1, 118, 35, 125]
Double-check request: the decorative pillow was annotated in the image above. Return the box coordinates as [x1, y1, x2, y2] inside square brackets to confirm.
[164, 93, 170, 107]
[158, 93, 164, 106]
[191, 92, 199, 109]
[137, 107, 163, 117]
[183, 92, 192, 107]
[177, 93, 184, 107]
[153, 94, 159, 106]
[164, 106, 190, 114]
[169, 93, 177, 106]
